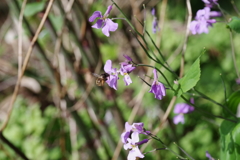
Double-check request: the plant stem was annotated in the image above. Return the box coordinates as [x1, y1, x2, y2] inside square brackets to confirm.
[137, 64, 173, 90]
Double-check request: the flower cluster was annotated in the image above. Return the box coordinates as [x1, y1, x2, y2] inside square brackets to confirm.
[103, 55, 136, 90]
[103, 57, 166, 101]
[121, 122, 150, 160]
[173, 98, 194, 124]
[89, 5, 118, 37]
[189, 0, 221, 35]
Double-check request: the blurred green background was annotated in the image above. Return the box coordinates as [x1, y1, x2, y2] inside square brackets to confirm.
[0, 0, 240, 159]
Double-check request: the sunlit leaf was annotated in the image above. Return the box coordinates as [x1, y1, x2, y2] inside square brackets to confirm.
[173, 57, 201, 96]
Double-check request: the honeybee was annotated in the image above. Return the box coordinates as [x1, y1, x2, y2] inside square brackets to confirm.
[92, 73, 110, 86]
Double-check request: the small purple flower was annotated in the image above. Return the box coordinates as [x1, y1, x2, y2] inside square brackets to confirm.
[104, 60, 119, 90]
[202, 0, 218, 8]
[89, 5, 118, 37]
[120, 55, 136, 74]
[121, 122, 132, 144]
[121, 122, 150, 144]
[124, 132, 145, 160]
[189, 7, 221, 35]
[206, 151, 215, 160]
[149, 69, 166, 100]
[151, 8, 160, 33]
[173, 98, 194, 124]
[120, 65, 132, 86]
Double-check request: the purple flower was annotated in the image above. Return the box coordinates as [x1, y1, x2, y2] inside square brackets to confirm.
[151, 8, 160, 33]
[121, 122, 150, 144]
[120, 65, 132, 86]
[206, 151, 215, 160]
[89, 5, 118, 37]
[149, 69, 166, 100]
[121, 122, 132, 144]
[189, 7, 221, 35]
[104, 60, 119, 90]
[173, 98, 194, 124]
[202, 0, 218, 8]
[120, 55, 136, 72]
[124, 132, 145, 160]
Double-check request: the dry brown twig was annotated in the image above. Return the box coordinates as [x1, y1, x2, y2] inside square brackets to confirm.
[0, 0, 55, 132]
[17, 0, 27, 78]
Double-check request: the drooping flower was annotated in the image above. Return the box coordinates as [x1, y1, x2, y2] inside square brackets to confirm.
[173, 98, 194, 124]
[124, 132, 145, 160]
[104, 60, 119, 90]
[151, 8, 160, 33]
[149, 69, 166, 100]
[189, 7, 221, 35]
[89, 5, 118, 37]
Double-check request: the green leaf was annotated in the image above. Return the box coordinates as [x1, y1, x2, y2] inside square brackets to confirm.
[173, 57, 201, 96]
[24, 1, 46, 17]
[227, 17, 240, 33]
[220, 121, 240, 159]
[49, 14, 63, 32]
[223, 90, 240, 117]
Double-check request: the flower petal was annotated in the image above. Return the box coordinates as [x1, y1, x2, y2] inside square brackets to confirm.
[104, 60, 112, 73]
[102, 19, 118, 37]
[92, 19, 105, 29]
[104, 5, 113, 17]
[173, 114, 185, 124]
[89, 11, 102, 22]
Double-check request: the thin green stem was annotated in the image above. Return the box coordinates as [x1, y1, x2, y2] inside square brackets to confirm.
[111, 0, 142, 37]
[229, 31, 240, 78]
[138, 76, 151, 87]
[194, 88, 237, 119]
[181, 95, 238, 123]
[137, 64, 173, 90]
[148, 134, 187, 159]
[220, 74, 227, 104]
[131, 31, 158, 63]
[173, 142, 194, 160]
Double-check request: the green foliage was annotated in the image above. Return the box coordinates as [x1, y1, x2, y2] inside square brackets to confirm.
[173, 57, 201, 96]
[100, 44, 118, 63]
[220, 120, 240, 159]
[49, 13, 63, 32]
[24, 1, 46, 17]
[1, 98, 61, 160]
[227, 17, 240, 33]
[224, 90, 240, 117]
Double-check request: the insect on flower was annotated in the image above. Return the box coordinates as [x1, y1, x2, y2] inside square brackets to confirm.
[92, 73, 110, 86]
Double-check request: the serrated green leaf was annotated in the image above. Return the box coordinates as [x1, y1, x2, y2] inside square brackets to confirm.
[227, 17, 240, 33]
[173, 58, 201, 96]
[24, 1, 46, 17]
